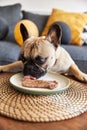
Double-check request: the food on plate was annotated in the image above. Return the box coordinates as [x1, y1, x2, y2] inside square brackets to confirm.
[22, 75, 58, 89]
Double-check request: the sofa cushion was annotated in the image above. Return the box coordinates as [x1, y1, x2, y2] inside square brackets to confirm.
[62, 45, 87, 73]
[14, 19, 39, 46]
[0, 3, 22, 42]
[22, 11, 49, 35]
[54, 21, 71, 45]
[82, 24, 87, 45]
[42, 8, 87, 46]
[0, 41, 20, 65]
[0, 17, 9, 40]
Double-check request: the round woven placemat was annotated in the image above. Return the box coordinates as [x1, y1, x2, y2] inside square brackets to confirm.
[0, 73, 87, 122]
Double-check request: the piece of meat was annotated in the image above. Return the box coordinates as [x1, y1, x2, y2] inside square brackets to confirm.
[22, 76, 58, 89]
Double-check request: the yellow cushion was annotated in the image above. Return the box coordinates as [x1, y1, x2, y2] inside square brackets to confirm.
[42, 8, 87, 46]
[14, 20, 39, 46]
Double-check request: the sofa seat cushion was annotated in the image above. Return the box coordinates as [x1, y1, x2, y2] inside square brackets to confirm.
[0, 17, 9, 40]
[62, 45, 87, 73]
[0, 41, 20, 65]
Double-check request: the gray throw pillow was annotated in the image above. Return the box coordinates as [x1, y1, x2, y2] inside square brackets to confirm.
[54, 21, 71, 45]
[22, 11, 49, 35]
[0, 3, 22, 42]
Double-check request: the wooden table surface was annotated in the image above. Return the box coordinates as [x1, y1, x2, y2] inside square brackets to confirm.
[0, 112, 87, 130]
[0, 75, 87, 130]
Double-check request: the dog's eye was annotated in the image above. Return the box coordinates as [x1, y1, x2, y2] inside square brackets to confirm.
[34, 56, 48, 65]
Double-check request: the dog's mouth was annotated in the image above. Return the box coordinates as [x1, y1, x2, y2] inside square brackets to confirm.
[23, 59, 47, 79]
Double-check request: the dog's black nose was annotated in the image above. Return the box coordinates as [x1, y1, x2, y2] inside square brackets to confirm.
[23, 60, 47, 79]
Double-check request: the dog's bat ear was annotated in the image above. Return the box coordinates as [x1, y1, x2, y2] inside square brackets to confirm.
[20, 23, 29, 42]
[46, 23, 62, 48]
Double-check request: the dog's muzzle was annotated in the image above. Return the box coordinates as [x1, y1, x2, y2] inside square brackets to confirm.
[23, 59, 47, 79]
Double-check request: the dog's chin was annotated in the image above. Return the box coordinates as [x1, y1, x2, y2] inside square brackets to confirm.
[23, 61, 47, 79]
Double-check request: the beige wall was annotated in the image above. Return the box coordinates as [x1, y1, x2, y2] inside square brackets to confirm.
[0, 0, 87, 14]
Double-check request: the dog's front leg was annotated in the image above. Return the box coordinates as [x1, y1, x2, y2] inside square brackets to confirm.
[69, 64, 87, 82]
[0, 61, 24, 73]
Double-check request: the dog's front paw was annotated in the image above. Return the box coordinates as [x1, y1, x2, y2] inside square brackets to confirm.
[0, 66, 4, 72]
[78, 73, 87, 82]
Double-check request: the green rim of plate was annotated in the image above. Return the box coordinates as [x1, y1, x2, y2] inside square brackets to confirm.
[10, 72, 70, 95]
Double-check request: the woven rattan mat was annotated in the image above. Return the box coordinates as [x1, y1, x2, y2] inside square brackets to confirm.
[0, 73, 87, 122]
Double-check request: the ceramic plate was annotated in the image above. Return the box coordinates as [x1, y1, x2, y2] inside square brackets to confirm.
[10, 72, 70, 95]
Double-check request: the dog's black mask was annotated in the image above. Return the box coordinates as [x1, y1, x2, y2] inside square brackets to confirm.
[23, 59, 47, 79]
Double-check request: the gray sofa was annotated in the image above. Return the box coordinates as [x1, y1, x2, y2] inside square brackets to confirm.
[0, 3, 87, 73]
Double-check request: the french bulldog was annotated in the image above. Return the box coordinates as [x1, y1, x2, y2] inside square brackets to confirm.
[0, 23, 87, 82]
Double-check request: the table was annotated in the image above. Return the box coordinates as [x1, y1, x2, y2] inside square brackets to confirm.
[0, 111, 87, 130]
[0, 75, 87, 130]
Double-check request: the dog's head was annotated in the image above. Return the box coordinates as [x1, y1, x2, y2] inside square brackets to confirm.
[19, 23, 62, 78]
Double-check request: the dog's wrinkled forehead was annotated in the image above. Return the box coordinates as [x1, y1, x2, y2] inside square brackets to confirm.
[24, 36, 46, 46]
[22, 36, 50, 58]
